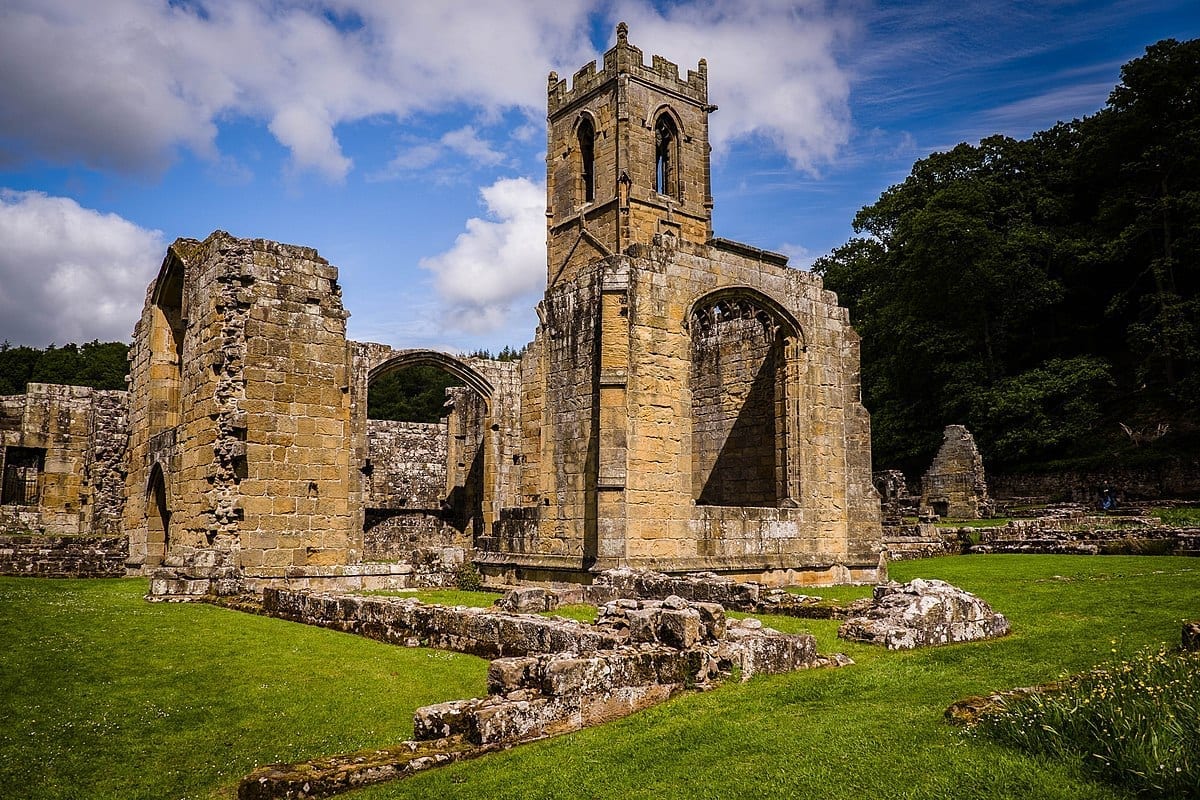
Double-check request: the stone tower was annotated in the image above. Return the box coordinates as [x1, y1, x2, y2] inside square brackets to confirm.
[476, 26, 885, 587]
[546, 21, 713, 287]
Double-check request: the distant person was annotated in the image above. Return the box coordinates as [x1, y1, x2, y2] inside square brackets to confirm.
[1101, 485, 1117, 511]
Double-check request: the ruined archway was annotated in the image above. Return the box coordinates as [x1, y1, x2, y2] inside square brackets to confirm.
[362, 350, 494, 563]
[686, 288, 804, 507]
[145, 462, 170, 567]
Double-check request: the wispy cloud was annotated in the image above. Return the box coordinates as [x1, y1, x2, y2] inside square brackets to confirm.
[373, 125, 508, 179]
[0, 0, 861, 181]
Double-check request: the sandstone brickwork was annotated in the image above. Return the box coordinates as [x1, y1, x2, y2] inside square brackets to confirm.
[1, 383, 128, 540]
[117, 26, 882, 598]
[920, 425, 992, 519]
[474, 27, 882, 587]
[125, 233, 357, 595]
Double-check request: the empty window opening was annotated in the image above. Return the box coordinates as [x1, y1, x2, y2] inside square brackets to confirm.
[654, 114, 679, 198]
[690, 296, 793, 507]
[578, 117, 595, 203]
[146, 465, 170, 566]
[1, 447, 45, 506]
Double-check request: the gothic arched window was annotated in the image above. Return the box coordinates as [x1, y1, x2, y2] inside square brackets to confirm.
[654, 114, 679, 198]
[577, 117, 595, 203]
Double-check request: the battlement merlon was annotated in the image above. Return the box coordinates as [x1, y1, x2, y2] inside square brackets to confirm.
[547, 23, 709, 115]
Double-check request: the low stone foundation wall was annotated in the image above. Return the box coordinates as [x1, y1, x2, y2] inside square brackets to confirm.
[883, 523, 960, 560]
[239, 589, 843, 799]
[0, 534, 127, 577]
[498, 568, 873, 621]
[261, 588, 620, 658]
[966, 521, 1200, 557]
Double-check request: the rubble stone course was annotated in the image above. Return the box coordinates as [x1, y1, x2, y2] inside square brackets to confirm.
[838, 578, 1011, 650]
[241, 585, 842, 799]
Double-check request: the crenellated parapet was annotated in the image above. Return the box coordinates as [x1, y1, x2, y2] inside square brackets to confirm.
[548, 22, 707, 115]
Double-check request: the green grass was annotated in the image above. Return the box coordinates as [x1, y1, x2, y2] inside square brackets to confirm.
[3, 556, 1199, 800]
[541, 603, 598, 623]
[350, 555, 1199, 800]
[978, 646, 1199, 797]
[1151, 507, 1200, 527]
[0, 578, 487, 800]
[363, 589, 501, 607]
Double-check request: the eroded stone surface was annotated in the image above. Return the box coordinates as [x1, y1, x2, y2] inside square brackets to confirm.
[837, 578, 1010, 650]
[920, 425, 992, 519]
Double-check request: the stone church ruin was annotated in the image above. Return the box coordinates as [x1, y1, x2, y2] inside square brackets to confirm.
[2, 27, 885, 593]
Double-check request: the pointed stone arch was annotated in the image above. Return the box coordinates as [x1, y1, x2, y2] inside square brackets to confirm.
[367, 349, 494, 408]
[685, 287, 805, 507]
[145, 462, 171, 567]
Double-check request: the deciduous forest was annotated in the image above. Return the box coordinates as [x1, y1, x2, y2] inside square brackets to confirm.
[815, 38, 1199, 474]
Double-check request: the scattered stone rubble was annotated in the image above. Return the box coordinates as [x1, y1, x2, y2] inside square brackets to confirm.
[1184, 620, 1200, 652]
[497, 567, 878, 620]
[837, 579, 1010, 650]
[238, 588, 846, 799]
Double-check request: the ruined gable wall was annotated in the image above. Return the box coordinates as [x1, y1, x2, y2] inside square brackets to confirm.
[920, 425, 990, 519]
[0, 384, 127, 537]
[618, 241, 880, 576]
[237, 237, 356, 571]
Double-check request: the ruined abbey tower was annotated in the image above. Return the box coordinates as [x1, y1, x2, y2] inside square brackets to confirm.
[475, 25, 883, 586]
[100, 25, 881, 596]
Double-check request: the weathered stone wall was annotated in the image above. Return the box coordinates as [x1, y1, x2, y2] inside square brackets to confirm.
[1, 384, 128, 541]
[365, 420, 446, 509]
[921, 425, 991, 519]
[691, 312, 780, 507]
[483, 236, 883, 586]
[261, 588, 621, 658]
[126, 232, 357, 592]
[991, 464, 1200, 503]
[0, 535, 126, 577]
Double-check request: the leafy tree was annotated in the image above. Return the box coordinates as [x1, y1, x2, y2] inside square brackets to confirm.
[367, 366, 462, 423]
[816, 38, 1200, 473]
[0, 340, 129, 395]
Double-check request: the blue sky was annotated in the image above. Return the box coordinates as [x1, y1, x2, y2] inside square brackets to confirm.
[1, 0, 1197, 352]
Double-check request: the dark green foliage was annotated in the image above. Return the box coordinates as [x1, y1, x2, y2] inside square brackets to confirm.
[367, 365, 461, 423]
[454, 561, 484, 592]
[815, 38, 1200, 472]
[0, 340, 129, 395]
[465, 345, 526, 362]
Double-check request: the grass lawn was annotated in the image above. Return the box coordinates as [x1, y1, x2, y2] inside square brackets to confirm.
[0, 579, 486, 800]
[2, 555, 1197, 799]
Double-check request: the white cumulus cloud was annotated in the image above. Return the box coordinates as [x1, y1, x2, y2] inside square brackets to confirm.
[420, 177, 546, 334]
[0, 0, 856, 180]
[0, 190, 164, 346]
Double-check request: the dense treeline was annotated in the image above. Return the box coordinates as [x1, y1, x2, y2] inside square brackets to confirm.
[0, 341, 130, 396]
[815, 39, 1199, 474]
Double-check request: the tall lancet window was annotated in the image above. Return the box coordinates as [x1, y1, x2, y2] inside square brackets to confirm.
[578, 117, 595, 203]
[654, 114, 678, 198]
